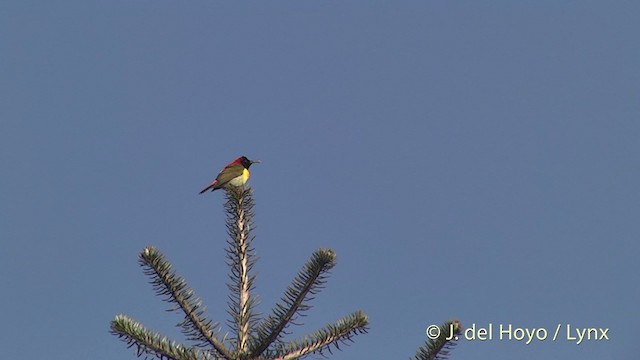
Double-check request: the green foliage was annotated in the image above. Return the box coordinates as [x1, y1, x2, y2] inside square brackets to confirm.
[111, 184, 460, 360]
[413, 320, 463, 360]
[138, 247, 229, 358]
[111, 314, 215, 360]
[223, 187, 258, 356]
[275, 310, 369, 360]
[110, 185, 369, 360]
[252, 248, 337, 357]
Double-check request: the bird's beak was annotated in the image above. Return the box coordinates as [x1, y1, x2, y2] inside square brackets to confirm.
[251, 159, 261, 164]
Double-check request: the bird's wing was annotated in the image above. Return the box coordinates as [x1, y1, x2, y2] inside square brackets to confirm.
[215, 164, 245, 185]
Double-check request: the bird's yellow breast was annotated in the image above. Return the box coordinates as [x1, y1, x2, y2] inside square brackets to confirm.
[228, 168, 250, 186]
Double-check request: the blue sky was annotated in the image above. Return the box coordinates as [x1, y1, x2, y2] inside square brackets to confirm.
[1, 1, 638, 359]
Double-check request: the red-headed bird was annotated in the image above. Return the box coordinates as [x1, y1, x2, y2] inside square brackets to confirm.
[199, 156, 260, 194]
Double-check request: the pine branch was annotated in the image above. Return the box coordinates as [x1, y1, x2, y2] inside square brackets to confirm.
[251, 249, 337, 358]
[112, 181, 370, 360]
[272, 310, 369, 360]
[139, 247, 231, 359]
[413, 320, 463, 360]
[224, 186, 258, 357]
[110, 314, 217, 360]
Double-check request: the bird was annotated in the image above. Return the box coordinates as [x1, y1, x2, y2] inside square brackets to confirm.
[199, 156, 260, 194]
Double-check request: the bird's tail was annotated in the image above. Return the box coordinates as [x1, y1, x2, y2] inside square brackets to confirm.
[199, 181, 219, 194]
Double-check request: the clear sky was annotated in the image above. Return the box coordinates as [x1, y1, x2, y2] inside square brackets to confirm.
[1, 2, 638, 359]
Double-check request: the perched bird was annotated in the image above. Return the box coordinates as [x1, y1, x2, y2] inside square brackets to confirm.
[199, 156, 260, 194]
